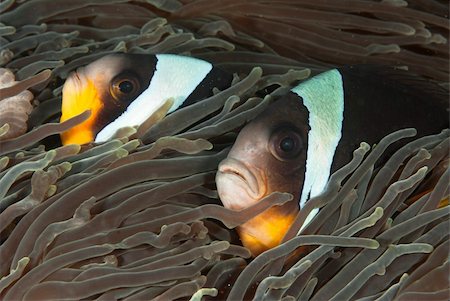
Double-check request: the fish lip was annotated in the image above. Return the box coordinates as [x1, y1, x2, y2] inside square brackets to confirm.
[65, 70, 83, 92]
[217, 157, 264, 199]
[73, 71, 81, 82]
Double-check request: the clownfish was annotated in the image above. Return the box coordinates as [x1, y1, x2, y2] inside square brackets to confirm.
[216, 65, 449, 256]
[60, 53, 232, 145]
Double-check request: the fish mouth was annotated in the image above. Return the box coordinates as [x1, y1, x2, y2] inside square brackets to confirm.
[217, 157, 265, 201]
[64, 70, 84, 93]
[73, 71, 82, 85]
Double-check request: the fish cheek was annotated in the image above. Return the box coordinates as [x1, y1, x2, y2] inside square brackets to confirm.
[267, 149, 306, 209]
[265, 121, 309, 204]
[92, 90, 132, 137]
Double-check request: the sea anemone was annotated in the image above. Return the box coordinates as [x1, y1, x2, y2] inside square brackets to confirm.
[0, 1, 448, 300]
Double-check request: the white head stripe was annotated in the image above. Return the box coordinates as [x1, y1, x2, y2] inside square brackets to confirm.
[291, 69, 344, 228]
[95, 54, 212, 142]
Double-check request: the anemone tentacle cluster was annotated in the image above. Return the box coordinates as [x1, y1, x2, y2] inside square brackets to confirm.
[0, 1, 448, 300]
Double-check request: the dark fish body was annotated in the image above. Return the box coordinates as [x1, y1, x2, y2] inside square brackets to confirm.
[60, 53, 232, 145]
[331, 65, 449, 172]
[216, 65, 449, 255]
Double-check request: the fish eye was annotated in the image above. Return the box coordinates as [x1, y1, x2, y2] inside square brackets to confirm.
[110, 75, 140, 102]
[280, 137, 295, 152]
[269, 127, 303, 161]
[118, 80, 134, 94]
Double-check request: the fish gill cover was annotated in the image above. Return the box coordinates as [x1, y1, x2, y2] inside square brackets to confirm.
[0, 0, 449, 300]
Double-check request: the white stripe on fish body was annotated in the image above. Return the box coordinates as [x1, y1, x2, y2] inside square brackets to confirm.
[95, 54, 213, 142]
[291, 69, 344, 230]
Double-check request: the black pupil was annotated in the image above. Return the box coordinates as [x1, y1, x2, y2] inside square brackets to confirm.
[280, 137, 295, 152]
[118, 80, 134, 94]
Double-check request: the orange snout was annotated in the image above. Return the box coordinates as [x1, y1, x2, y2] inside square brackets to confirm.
[60, 77, 102, 145]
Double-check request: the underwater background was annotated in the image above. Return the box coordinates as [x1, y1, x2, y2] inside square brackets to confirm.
[0, 0, 449, 300]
